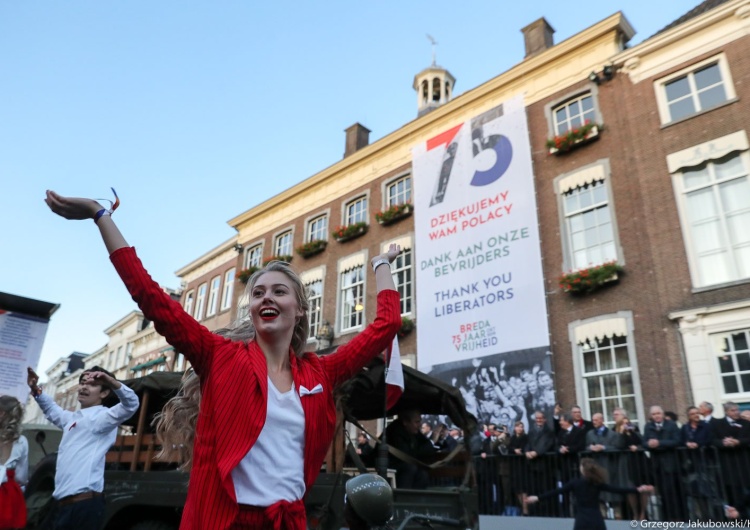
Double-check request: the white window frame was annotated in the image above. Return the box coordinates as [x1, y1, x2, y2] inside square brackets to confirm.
[551, 92, 597, 135]
[274, 229, 293, 257]
[671, 300, 750, 407]
[175, 352, 185, 372]
[344, 195, 369, 226]
[544, 87, 602, 137]
[554, 161, 622, 272]
[655, 54, 736, 125]
[384, 173, 412, 208]
[669, 136, 750, 289]
[183, 290, 195, 315]
[337, 253, 367, 334]
[221, 268, 235, 311]
[382, 236, 413, 316]
[570, 312, 644, 427]
[195, 283, 207, 320]
[245, 243, 263, 269]
[713, 328, 750, 397]
[307, 279, 324, 340]
[307, 214, 328, 243]
[206, 275, 221, 317]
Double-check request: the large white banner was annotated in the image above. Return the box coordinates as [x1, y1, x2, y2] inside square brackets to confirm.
[0, 311, 50, 403]
[412, 96, 552, 428]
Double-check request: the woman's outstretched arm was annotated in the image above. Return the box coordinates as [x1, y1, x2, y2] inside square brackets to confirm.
[45, 190, 128, 254]
[321, 244, 402, 386]
[44, 190, 225, 376]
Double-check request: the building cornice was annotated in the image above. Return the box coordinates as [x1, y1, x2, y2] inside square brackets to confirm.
[175, 237, 237, 278]
[103, 310, 143, 336]
[668, 298, 750, 321]
[617, 0, 750, 83]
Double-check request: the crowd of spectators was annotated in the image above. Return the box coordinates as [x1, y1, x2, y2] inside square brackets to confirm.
[470, 401, 750, 522]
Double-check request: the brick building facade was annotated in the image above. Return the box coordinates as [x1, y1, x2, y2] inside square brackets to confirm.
[169, 0, 749, 427]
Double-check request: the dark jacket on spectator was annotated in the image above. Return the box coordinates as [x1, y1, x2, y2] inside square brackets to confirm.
[585, 426, 622, 451]
[681, 421, 713, 447]
[525, 424, 555, 455]
[556, 425, 587, 454]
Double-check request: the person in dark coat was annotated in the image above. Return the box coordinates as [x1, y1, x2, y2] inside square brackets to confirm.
[524, 410, 556, 516]
[571, 405, 595, 435]
[613, 407, 646, 520]
[354, 432, 374, 467]
[556, 413, 587, 516]
[712, 402, 750, 508]
[526, 458, 653, 530]
[385, 409, 436, 489]
[508, 421, 530, 515]
[682, 406, 717, 520]
[586, 412, 624, 512]
[643, 405, 685, 521]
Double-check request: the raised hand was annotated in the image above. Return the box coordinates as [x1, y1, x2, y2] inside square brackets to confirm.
[45, 190, 102, 220]
[371, 243, 401, 268]
[27, 367, 41, 395]
[83, 370, 122, 390]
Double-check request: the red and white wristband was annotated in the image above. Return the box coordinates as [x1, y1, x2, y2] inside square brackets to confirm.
[94, 187, 120, 224]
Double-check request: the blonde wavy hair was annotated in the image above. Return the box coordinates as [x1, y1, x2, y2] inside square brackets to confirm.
[153, 260, 311, 471]
[0, 396, 24, 444]
[153, 368, 201, 470]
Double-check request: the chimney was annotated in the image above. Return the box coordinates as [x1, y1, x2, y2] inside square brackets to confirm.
[344, 123, 371, 158]
[521, 18, 555, 58]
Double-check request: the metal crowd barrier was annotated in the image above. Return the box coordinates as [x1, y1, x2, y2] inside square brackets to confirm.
[468, 446, 750, 522]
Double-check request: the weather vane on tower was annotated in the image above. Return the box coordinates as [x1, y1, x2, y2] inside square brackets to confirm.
[426, 34, 438, 66]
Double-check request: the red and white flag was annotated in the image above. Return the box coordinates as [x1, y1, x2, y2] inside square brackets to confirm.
[385, 336, 404, 410]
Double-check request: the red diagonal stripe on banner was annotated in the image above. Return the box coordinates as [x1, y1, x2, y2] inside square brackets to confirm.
[426, 124, 462, 151]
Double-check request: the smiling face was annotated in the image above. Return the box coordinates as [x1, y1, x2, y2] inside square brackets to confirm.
[250, 271, 304, 338]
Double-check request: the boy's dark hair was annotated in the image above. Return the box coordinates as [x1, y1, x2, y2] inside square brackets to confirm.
[80, 365, 119, 407]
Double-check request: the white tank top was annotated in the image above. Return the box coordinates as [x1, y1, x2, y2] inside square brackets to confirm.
[231, 377, 305, 505]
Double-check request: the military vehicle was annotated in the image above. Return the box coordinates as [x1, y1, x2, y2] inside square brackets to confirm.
[25, 358, 478, 530]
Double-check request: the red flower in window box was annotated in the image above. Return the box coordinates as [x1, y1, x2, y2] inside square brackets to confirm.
[237, 266, 259, 284]
[375, 202, 413, 226]
[546, 121, 601, 155]
[558, 261, 623, 294]
[295, 239, 327, 259]
[262, 255, 293, 267]
[332, 222, 368, 243]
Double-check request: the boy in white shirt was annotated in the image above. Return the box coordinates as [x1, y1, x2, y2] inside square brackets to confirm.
[27, 365, 139, 530]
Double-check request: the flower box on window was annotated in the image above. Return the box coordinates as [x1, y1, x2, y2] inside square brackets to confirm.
[376, 203, 413, 226]
[332, 222, 368, 243]
[398, 316, 415, 338]
[559, 261, 623, 295]
[296, 239, 327, 259]
[547, 122, 601, 155]
[262, 255, 293, 267]
[237, 266, 259, 284]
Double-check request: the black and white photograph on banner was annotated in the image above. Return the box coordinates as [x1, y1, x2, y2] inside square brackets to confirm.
[427, 347, 555, 433]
